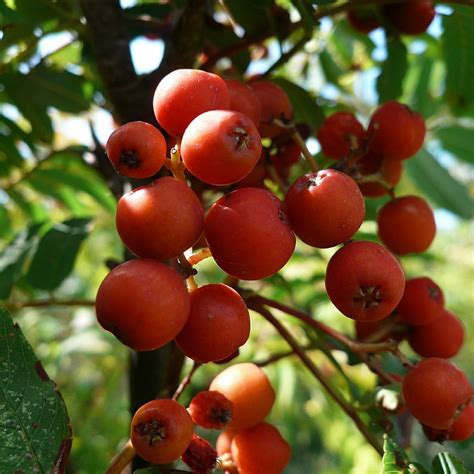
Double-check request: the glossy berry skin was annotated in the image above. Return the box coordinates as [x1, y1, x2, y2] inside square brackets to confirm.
[377, 195, 436, 255]
[367, 101, 426, 160]
[317, 112, 365, 159]
[285, 169, 365, 248]
[250, 81, 293, 138]
[408, 309, 464, 358]
[182, 434, 217, 473]
[383, 1, 435, 36]
[325, 241, 405, 321]
[449, 404, 474, 441]
[231, 422, 291, 474]
[181, 110, 262, 186]
[187, 390, 233, 429]
[116, 177, 204, 260]
[209, 363, 276, 430]
[204, 188, 295, 280]
[347, 9, 380, 34]
[396, 277, 444, 326]
[225, 79, 261, 127]
[95, 259, 190, 351]
[106, 121, 166, 178]
[402, 358, 472, 429]
[153, 69, 229, 136]
[175, 284, 250, 363]
[131, 399, 194, 465]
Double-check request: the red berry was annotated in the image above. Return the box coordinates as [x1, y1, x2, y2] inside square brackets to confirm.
[367, 101, 426, 160]
[105, 121, 166, 178]
[325, 241, 405, 321]
[182, 434, 217, 473]
[383, 1, 435, 35]
[225, 79, 261, 127]
[402, 358, 472, 429]
[231, 422, 291, 474]
[188, 390, 233, 429]
[181, 110, 262, 186]
[408, 309, 464, 358]
[204, 188, 295, 280]
[153, 69, 229, 136]
[358, 156, 403, 198]
[175, 284, 250, 363]
[449, 404, 474, 441]
[116, 177, 204, 260]
[95, 259, 190, 351]
[285, 169, 365, 248]
[317, 112, 365, 159]
[377, 195, 436, 255]
[250, 81, 293, 138]
[209, 363, 276, 430]
[131, 399, 194, 465]
[347, 9, 381, 34]
[396, 277, 444, 326]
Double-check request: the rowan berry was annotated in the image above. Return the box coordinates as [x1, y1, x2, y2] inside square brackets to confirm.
[347, 9, 381, 34]
[182, 434, 218, 473]
[449, 404, 474, 441]
[383, 1, 435, 35]
[188, 390, 233, 429]
[225, 79, 261, 127]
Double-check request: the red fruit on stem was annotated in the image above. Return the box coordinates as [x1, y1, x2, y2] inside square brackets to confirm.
[204, 188, 295, 280]
[347, 9, 381, 34]
[285, 169, 365, 248]
[317, 112, 365, 159]
[153, 69, 229, 136]
[96, 259, 190, 351]
[325, 241, 405, 321]
[225, 79, 261, 127]
[449, 404, 474, 441]
[182, 434, 218, 473]
[377, 195, 436, 255]
[383, 1, 436, 35]
[402, 358, 472, 429]
[367, 101, 426, 160]
[357, 153, 403, 198]
[116, 177, 204, 260]
[175, 284, 250, 363]
[408, 309, 464, 358]
[188, 390, 233, 429]
[106, 121, 166, 178]
[181, 110, 262, 186]
[131, 399, 194, 465]
[396, 277, 444, 326]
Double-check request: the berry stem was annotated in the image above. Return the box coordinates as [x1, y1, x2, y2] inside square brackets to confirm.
[6, 298, 95, 311]
[178, 253, 198, 291]
[254, 344, 314, 367]
[167, 144, 187, 182]
[104, 439, 136, 474]
[172, 360, 201, 401]
[250, 303, 384, 457]
[188, 247, 212, 266]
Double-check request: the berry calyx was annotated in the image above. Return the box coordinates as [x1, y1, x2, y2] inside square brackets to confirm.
[188, 390, 233, 429]
[182, 434, 218, 473]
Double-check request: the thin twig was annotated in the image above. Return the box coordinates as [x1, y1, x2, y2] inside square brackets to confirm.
[188, 247, 212, 266]
[172, 361, 201, 401]
[6, 299, 95, 311]
[105, 439, 136, 474]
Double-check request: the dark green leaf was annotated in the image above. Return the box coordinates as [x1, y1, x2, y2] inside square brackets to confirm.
[408, 56, 438, 118]
[291, 0, 314, 35]
[26, 218, 91, 291]
[319, 49, 344, 86]
[13, 0, 58, 23]
[381, 435, 425, 474]
[432, 452, 470, 474]
[0, 132, 25, 170]
[0, 205, 12, 239]
[0, 308, 72, 473]
[436, 126, 474, 164]
[442, 6, 474, 112]
[225, 0, 273, 37]
[405, 150, 474, 219]
[0, 114, 37, 153]
[0, 224, 43, 300]
[377, 35, 407, 102]
[7, 189, 49, 222]
[272, 77, 325, 132]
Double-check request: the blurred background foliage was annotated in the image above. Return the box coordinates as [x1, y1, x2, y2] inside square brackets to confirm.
[0, 0, 473, 472]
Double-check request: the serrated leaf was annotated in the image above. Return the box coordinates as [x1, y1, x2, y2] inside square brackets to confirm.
[432, 452, 470, 474]
[272, 77, 325, 132]
[26, 218, 91, 291]
[0, 308, 72, 473]
[0, 224, 43, 300]
[405, 149, 474, 219]
[377, 35, 407, 103]
[442, 6, 474, 112]
[436, 126, 474, 164]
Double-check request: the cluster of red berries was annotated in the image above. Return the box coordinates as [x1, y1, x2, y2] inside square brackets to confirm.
[95, 65, 472, 470]
[130, 364, 290, 472]
[347, 0, 436, 36]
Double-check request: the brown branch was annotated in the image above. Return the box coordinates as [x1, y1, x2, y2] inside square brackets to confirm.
[254, 344, 313, 367]
[6, 299, 95, 311]
[105, 440, 136, 474]
[250, 303, 383, 457]
[172, 361, 201, 401]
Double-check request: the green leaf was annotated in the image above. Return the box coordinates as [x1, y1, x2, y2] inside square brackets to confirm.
[0, 132, 25, 170]
[319, 49, 344, 86]
[0, 205, 12, 239]
[377, 35, 407, 103]
[405, 150, 474, 219]
[0, 114, 37, 153]
[0, 308, 72, 473]
[291, 0, 314, 35]
[381, 435, 409, 473]
[0, 224, 43, 300]
[436, 126, 474, 164]
[432, 452, 471, 474]
[408, 56, 438, 118]
[272, 77, 326, 132]
[7, 189, 49, 222]
[26, 218, 91, 291]
[225, 0, 273, 37]
[442, 6, 474, 112]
